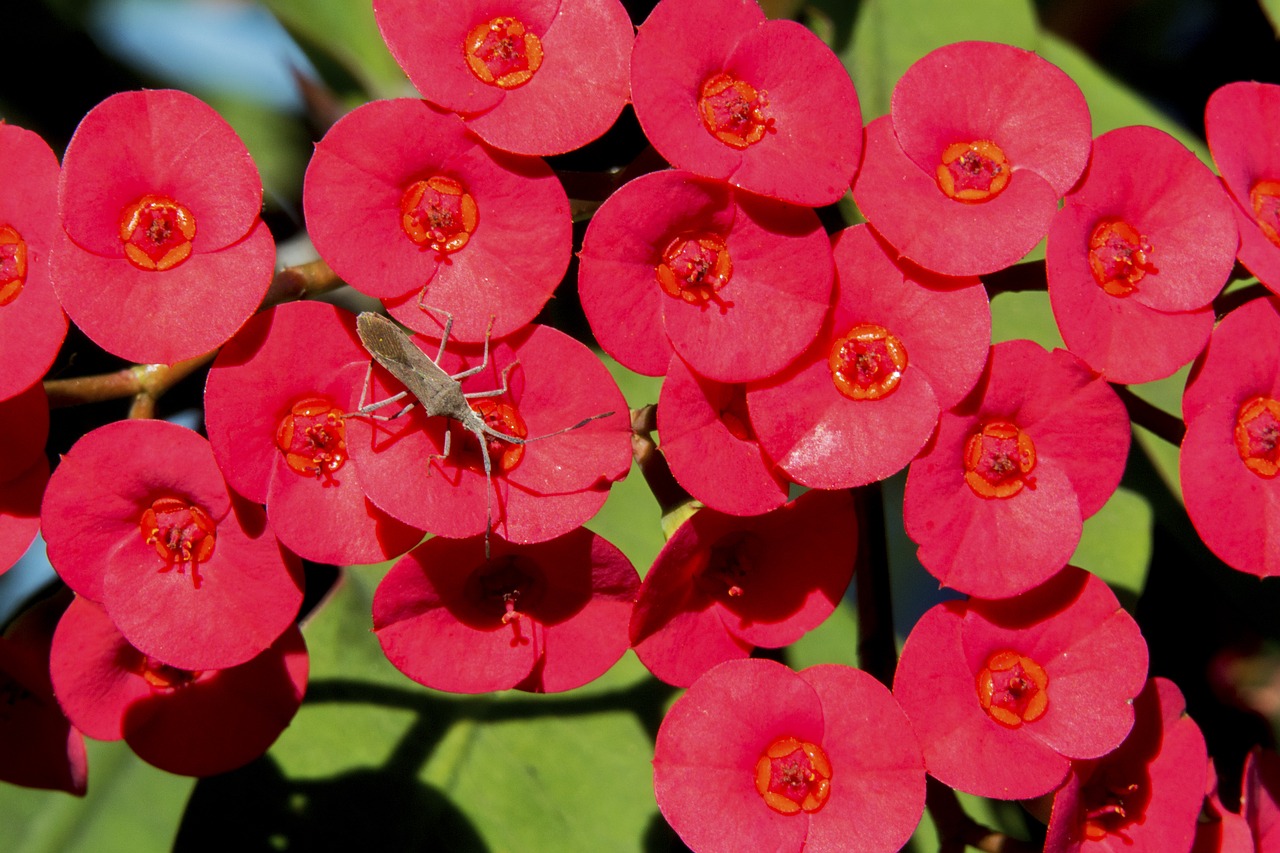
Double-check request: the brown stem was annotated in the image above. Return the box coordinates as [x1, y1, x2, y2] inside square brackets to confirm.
[42, 259, 343, 412]
[260, 257, 343, 309]
[629, 404, 694, 519]
[45, 351, 215, 414]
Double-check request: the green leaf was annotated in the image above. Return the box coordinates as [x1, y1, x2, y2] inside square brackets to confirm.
[1259, 0, 1280, 36]
[840, 0, 1039, 120]
[261, 0, 408, 100]
[787, 600, 860, 670]
[201, 469, 666, 850]
[1, 739, 193, 853]
[1038, 33, 1210, 164]
[989, 289, 1064, 351]
[1071, 487, 1154, 607]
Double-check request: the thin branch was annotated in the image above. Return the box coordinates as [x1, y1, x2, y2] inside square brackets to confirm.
[42, 259, 343, 412]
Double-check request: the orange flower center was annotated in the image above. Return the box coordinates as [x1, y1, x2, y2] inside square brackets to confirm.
[1088, 219, 1156, 297]
[1250, 179, 1280, 248]
[275, 397, 348, 482]
[655, 234, 733, 310]
[936, 140, 1011, 203]
[828, 323, 909, 400]
[754, 736, 833, 815]
[698, 73, 773, 149]
[119, 195, 197, 271]
[464, 16, 544, 89]
[963, 421, 1037, 499]
[976, 649, 1049, 728]
[400, 176, 478, 254]
[132, 653, 202, 691]
[138, 497, 217, 589]
[447, 399, 528, 474]
[1235, 396, 1280, 478]
[0, 225, 28, 306]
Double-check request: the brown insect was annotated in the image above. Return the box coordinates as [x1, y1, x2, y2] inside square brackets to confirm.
[350, 311, 610, 555]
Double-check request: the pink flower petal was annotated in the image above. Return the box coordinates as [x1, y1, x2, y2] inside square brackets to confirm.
[658, 353, 789, 516]
[894, 602, 1070, 800]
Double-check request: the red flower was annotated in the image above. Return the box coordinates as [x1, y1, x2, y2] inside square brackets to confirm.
[373, 529, 638, 693]
[653, 659, 925, 853]
[346, 322, 632, 543]
[1182, 296, 1280, 577]
[0, 595, 87, 795]
[40, 419, 303, 670]
[0, 123, 66, 402]
[1206, 81, 1280, 292]
[657, 353, 789, 516]
[854, 41, 1091, 277]
[630, 489, 856, 687]
[630, 0, 861, 206]
[904, 340, 1129, 598]
[303, 97, 571, 343]
[747, 224, 990, 489]
[1192, 757, 1263, 853]
[204, 302, 423, 565]
[49, 596, 307, 777]
[0, 382, 50, 577]
[894, 566, 1148, 801]
[1044, 677, 1207, 852]
[1244, 748, 1280, 851]
[1048, 125, 1238, 384]
[50, 90, 275, 364]
[373, 0, 633, 156]
[578, 169, 833, 382]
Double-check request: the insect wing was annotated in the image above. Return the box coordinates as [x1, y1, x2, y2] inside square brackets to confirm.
[357, 313, 438, 384]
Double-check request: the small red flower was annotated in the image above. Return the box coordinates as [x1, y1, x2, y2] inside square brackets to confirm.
[578, 169, 833, 382]
[204, 302, 423, 565]
[1048, 125, 1238, 384]
[904, 340, 1129, 597]
[854, 41, 1092, 277]
[0, 595, 87, 795]
[373, 529, 638, 693]
[50, 90, 275, 364]
[40, 419, 303, 670]
[630, 0, 861, 206]
[0, 382, 50, 577]
[1192, 756, 1263, 853]
[747, 224, 990, 489]
[49, 596, 307, 777]
[1244, 747, 1280, 850]
[373, 0, 633, 156]
[894, 566, 1149, 801]
[657, 352, 789, 516]
[630, 489, 857, 687]
[303, 98, 571, 343]
[0, 123, 66, 402]
[653, 659, 925, 853]
[1182, 295, 1280, 577]
[346, 323, 632, 543]
[1044, 677, 1208, 852]
[1206, 81, 1280, 292]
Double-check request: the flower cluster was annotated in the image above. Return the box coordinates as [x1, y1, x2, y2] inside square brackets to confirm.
[6, 0, 1280, 849]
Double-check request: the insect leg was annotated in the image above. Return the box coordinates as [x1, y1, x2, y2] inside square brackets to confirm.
[449, 314, 498, 382]
[344, 362, 416, 420]
[481, 411, 614, 446]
